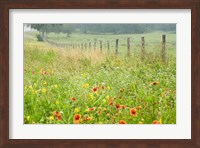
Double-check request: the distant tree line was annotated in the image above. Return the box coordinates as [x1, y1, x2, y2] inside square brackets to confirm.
[30, 24, 75, 41]
[29, 24, 176, 41]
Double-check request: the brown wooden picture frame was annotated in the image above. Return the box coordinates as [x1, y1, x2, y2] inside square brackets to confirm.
[0, 0, 200, 147]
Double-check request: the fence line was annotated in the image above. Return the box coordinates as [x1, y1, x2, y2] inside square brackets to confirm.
[47, 34, 168, 63]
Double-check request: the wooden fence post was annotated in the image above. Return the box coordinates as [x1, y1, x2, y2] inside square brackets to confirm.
[85, 43, 87, 50]
[100, 40, 102, 53]
[89, 42, 91, 50]
[115, 39, 119, 55]
[107, 40, 110, 54]
[127, 37, 130, 56]
[161, 34, 166, 64]
[94, 39, 97, 51]
[81, 43, 83, 50]
[141, 37, 145, 61]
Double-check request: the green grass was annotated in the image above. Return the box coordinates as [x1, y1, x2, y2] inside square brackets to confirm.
[24, 31, 176, 124]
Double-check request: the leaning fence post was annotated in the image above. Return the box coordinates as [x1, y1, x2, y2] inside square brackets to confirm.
[127, 37, 130, 56]
[141, 37, 145, 61]
[107, 40, 110, 54]
[115, 39, 119, 55]
[81, 43, 83, 50]
[161, 34, 166, 64]
[100, 40, 102, 53]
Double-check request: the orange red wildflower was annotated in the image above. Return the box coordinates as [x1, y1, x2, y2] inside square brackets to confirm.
[119, 120, 126, 124]
[74, 114, 81, 124]
[150, 82, 159, 85]
[130, 108, 137, 117]
[71, 97, 76, 101]
[53, 111, 62, 120]
[115, 104, 120, 109]
[92, 87, 98, 93]
[153, 120, 160, 124]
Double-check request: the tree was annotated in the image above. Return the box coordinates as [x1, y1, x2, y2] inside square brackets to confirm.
[61, 24, 75, 37]
[31, 24, 48, 41]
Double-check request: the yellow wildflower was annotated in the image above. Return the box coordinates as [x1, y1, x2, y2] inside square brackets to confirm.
[107, 86, 111, 90]
[83, 83, 89, 88]
[138, 121, 143, 124]
[159, 118, 162, 124]
[42, 88, 46, 93]
[106, 95, 110, 99]
[33, 90, 38, 94]
[29, 85, 33, 89]
[75, 108, 79, 113]
[49, 116, 54, 120]
[43, 81, 47, 85]
[89, 93, 94, 99]
[54, 84, 58, 88]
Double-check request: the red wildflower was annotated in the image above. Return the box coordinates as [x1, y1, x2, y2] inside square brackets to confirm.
[74, 114, 81, 124]
[83, 117, 92, 121]
[119, 120, 126, 124]
[130, 108, 137, 117]
[153, 120, 160, 124]
[101, 85, 105, 90]
[121, 105, 126, 109]
[71, 97, 76, 101]
[116, 104, 120, 109]
[53, 111, 62, 120]
[108, 98, 114, 102]
[92, 87, 98, 93]
[150, 82, 158, 85]
[120, 88, 125, 92]
[42, 71, 48, 75]
[88, 107, 96, 111]
[98, 110, 101, 115]
[109, 102, 113, 106]
[32, 71, 35, 75]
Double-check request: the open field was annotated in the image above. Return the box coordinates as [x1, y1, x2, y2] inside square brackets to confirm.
[24, 31, 176, 124]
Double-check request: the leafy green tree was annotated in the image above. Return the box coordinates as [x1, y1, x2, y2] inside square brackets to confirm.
[31, 24, 48, 41]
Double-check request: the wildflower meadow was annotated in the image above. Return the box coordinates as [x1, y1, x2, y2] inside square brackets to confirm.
[24, 24, 176, 124]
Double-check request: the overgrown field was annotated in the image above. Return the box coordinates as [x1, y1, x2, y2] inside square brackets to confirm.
[24, 32, 176, 124]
